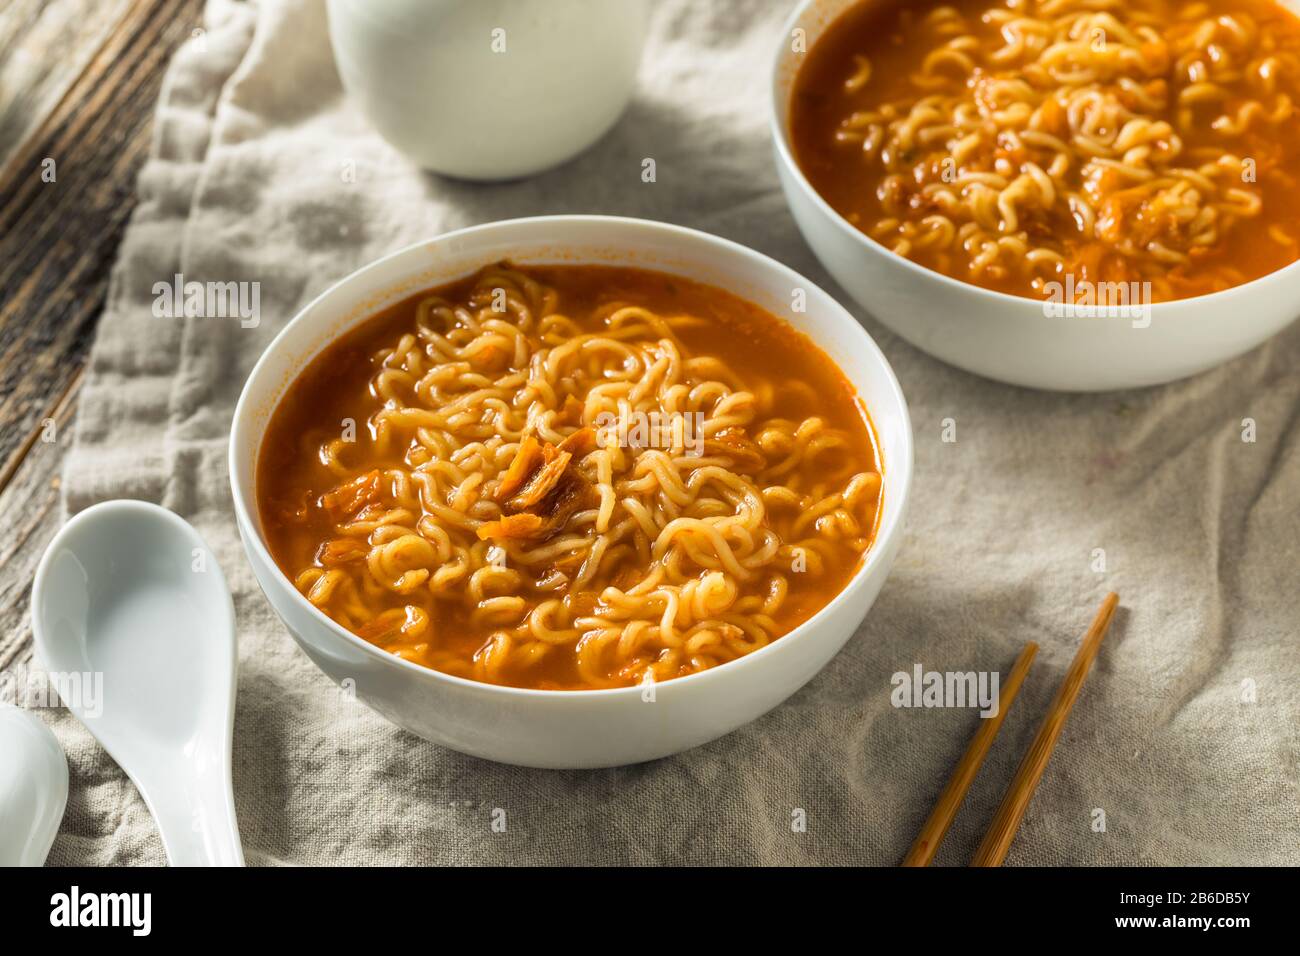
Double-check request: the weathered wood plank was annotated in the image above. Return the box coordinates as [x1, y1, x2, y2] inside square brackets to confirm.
[0, 0, 205, 663]
[0, 0, 135, 170]
[0, 369, 80, 658]
[0, 0, 204, 497]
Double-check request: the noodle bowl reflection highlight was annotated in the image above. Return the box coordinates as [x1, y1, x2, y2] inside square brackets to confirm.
[258, 265, 882, 690]
[790, 0, 1300, 301]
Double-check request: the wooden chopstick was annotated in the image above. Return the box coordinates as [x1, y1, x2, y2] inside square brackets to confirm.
[970, 592, 1120, 867]
[902, 640, 1039, 866]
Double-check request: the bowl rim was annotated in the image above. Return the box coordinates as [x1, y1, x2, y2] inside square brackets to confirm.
[768, 0, 1300, 315]
[229, 214, 914, 700]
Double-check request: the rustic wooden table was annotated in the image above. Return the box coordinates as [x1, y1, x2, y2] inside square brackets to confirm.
[0, 0, 204, 674]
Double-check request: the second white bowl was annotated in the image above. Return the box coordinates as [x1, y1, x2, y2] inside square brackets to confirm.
[770, 0, 1300, 391]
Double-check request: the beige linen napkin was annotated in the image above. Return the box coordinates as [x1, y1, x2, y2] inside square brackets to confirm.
[25, 0, 1300, 864]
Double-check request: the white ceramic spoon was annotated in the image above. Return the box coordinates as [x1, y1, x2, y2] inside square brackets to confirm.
[31, 499, 244, 866]
[0, 704, 69, 866]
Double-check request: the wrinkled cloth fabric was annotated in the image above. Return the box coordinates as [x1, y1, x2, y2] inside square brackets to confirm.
[28, 0, 1300, 865]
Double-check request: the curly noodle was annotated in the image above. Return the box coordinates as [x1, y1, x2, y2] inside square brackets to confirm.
[263, 266, 882, 689]
[794, 0, 1300, 300]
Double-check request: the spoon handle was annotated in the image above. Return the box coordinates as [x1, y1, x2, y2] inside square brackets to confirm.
[144, 771, 245, 867]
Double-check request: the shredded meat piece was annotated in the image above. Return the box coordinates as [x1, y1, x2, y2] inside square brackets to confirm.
[551, 550, 587, 576]
[321, 470, 382, 520]
[505, 450, 572, 511]
[479, 433, 598, 542]
[557, 426, 598, 458]
[701, 428, 766, 472]
[357, 607, 423, 643]
[316, 538, 369, 566]
[534, 464, 597, 529]
[715, 623, 746, 642]
[477, 513, 547, 541]
[493, 437, 547, 503]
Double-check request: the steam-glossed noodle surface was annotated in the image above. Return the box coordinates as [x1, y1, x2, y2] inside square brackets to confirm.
[790, 0, 1300, 301]
[258, 264, 882, 689]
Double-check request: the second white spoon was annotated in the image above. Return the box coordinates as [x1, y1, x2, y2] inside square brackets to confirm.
[31, 499, 243, 866]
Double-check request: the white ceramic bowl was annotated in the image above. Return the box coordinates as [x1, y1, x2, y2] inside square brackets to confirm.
[771, 0, 1300, 391]
[230, 216, 913, 769]
[327, 0, 649, 180]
